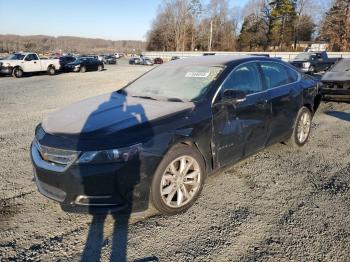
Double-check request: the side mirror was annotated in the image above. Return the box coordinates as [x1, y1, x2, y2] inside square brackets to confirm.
[222, 89, 247, 104]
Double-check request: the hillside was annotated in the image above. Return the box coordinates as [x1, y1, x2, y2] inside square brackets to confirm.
[0, 34, 146, 54]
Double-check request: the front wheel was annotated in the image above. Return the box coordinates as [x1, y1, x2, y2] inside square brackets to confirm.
[47, 66, 56, 75]
[12, 67, 23, 78]
[287, 107, 312, 147]
[97, 65, 103, 71]
[309, 65, 315, 74]
[150, 145, 206, 215]
[80, 66, 86, 73]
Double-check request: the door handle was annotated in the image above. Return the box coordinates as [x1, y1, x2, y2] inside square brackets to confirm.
[256, 99, 268, 107]
[34, 61, 37, 64]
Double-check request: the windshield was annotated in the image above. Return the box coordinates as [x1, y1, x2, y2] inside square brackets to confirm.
[294, 53, 311, 61]
[124, 65, 223, 101]
[5, 54, 26, 60]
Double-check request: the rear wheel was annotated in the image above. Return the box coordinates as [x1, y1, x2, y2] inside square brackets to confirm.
[80, 66, 86, 73]
[47, 66, 56, 75]
[12, 67, 23, 78]
[150, 144, 206, 215]
[287, 107, 312, 148]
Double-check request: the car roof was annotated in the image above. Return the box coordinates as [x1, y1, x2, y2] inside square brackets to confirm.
[15, 52, 32, 55]
[166, 55, 272, 66]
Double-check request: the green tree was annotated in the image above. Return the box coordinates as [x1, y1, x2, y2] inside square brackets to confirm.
[320, 0, 350, 51]
[269, 0, 298, 50]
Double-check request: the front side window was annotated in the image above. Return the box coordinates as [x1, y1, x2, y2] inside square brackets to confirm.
[222, 63, 262, 95]
[260, 62, 292, 89]
[32, 54, 39, 60]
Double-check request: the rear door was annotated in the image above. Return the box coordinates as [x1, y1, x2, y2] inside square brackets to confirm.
[259, 61, 302, 145]
[212, 62, 270, 168]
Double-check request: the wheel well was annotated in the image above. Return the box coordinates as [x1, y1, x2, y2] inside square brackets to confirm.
[303, 103, 313, 113]
[178, 141, 208, 171]
[47, 64, 55, 69]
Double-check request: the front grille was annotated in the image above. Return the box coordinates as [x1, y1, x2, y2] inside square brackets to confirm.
[33, 139, 78, 167]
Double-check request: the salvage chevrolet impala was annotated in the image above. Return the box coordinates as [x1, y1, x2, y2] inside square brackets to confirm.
[31, 56, 319, 215]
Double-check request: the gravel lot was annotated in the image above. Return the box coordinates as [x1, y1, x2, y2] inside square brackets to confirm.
[0, 60, 349, 261]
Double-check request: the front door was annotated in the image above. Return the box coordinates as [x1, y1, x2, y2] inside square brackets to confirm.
[212, 62, 270, 168]
[23, 54, 41, 72]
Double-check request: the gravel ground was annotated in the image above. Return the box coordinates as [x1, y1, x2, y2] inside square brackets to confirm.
[0, 60, 349, 261]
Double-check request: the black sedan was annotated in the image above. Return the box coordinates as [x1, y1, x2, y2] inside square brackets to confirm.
[31, 56, 319, 215]
[58, 56, 76, 68]
[62, 57, 104, 73]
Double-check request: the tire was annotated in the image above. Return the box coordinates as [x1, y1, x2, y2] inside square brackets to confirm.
[309, 65, 315, 74]
[287, 106, 312, 148]
[12, 67, 23, 78]
[47, 66, 56, 76]
[97, 65, 103, 71]
[150, 144, 206, 215]
[80, 66, 86, 73]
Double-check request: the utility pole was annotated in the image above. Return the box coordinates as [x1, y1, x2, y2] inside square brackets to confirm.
[208, 20, 213, 51]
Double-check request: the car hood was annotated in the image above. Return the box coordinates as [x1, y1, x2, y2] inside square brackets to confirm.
[322, 71, 350, 82]
[42, 92, 194, 136]
[65, 62, 80, 66]
[0, 60, 21, 66]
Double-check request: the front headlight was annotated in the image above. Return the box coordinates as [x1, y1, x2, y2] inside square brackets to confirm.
[302, 62, 311, 68]
[77, 144, 141, 164]
[74, 65, 80, 68]
[3, 63, 11, 67]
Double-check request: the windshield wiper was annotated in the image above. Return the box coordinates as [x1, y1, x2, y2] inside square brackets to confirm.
[166, 97, 184, 102]
[131, 95, 158, 100]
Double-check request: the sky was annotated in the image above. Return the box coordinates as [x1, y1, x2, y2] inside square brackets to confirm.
[0, 0, 249, 41]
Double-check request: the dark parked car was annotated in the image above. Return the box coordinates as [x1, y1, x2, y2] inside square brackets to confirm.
[104, 55, 117, 65]
[321, 59, 350, 103]
[129, 57, 141, 65]
[290, 51, 340, 74]
[154, 57, 163, 64]
[62, 57, 104, 73]
[58, 56, 76, 68]
[31, 56, 319, 215]
[171, 56, 180, 60]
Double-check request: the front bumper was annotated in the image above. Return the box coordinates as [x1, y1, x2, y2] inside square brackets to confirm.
[321, 88, 350, 103]
[31, 141, 161, 214]
[62, 66, 80, 72]
[0, 66, 13, 75]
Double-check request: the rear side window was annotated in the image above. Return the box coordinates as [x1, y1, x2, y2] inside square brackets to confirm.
[222, 63, 262, 95]
[32, 54, 39, 60]
[260, 62, 293, 89]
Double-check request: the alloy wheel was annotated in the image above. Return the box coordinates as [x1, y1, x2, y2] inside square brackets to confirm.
[160, 155, 201, 208]
[297, 112, 311, 144]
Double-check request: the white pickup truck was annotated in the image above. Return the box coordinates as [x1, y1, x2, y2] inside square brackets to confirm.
[0, 52, 61, 78]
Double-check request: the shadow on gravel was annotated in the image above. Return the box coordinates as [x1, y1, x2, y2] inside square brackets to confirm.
[75, 92, 153, 261]
[325, 111, 350, 122]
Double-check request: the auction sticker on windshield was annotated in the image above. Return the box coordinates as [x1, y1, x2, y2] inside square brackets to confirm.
[185, 72, 210, 78]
